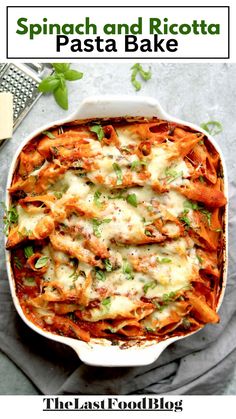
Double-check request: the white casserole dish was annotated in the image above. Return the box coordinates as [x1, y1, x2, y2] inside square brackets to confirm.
[5, 96, 228, 367]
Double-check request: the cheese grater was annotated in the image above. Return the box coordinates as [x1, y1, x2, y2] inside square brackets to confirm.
[0, 63, 53, 145]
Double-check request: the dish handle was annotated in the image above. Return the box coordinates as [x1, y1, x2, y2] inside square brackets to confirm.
[68, 337, 176, 367]
[65, 95, 169, 122]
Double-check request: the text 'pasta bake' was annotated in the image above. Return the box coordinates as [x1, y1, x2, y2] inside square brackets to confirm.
[5, 118, 227, 343]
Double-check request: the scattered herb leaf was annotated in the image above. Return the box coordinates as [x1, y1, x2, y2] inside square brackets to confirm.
[24, 246, 34, 259]
[14, 256, 22, 270]
[95, 268, 106, 282]
[1, 203, 18, 236]
[156, 257, 172, 264]
[200, 121, 223, 136]
[35, 256, 49, 269]
[90, 124, 104, 142]
[112, 163, 123, 185]
[102, 296, 111, 309]
[104, 258, 113, 272]
[143, 281, 157, 294]
[126, 193, 138, 207]
[123, 261, 134, 280]
[131, 63, 152, 91]
[42, 130, 56, 139]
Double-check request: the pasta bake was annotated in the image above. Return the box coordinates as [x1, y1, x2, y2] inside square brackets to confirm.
[5, 118, 227, 343]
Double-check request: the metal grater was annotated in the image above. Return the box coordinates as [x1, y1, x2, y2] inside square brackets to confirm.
[0, 63, 53, 146]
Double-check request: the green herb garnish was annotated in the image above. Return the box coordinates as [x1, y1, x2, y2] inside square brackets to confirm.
[14, 256, 22, 270]
[196, 254, 203, 264]
[156, 257, 172, 264]
[104, 258, 113, 272]
[179, 215, 191, 227]
[126, 193, 138, 207]
[143, 281, 157, 294]
[53, 191, 63, 199]
[165, 168, 183, 184]
[38, 63, 83, 110]
[144, 229, 154, 237]
[200, 121, 223, 136]
[24, 246, 34, 259]
[102, 296, 111, 309]
[93, 190, 102, 207]
[35, 256, 49, 269]
[23, 277, 36, 286]
[89, 124, 104, 142]
[92, 218, 112, 238]
[130, 160, 147, 171]
[199, 175, 205, 183]
[108, 190, 126, 200]
[123, 261, 134, 280]
[1, 203, 18, 236]
[162, 291, 176, 303]
[200, 209, 212, 226]
[42, 130, 56, 139]
[131, 63, 152, 91]
[95, 268, 106, 282]
[112, 163, 123, 185]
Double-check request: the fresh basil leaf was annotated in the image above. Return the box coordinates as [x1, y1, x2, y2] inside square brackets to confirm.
[14, 256, 22, 270]
[35, 256, 49, 269]
[200, 121, 223, 136]
[93, 190, 102, 207]
[92, 218, 111, 238]
[64, 69, 83, 81]
[53, 191, 63, 199]
[52, 63, 70, 73]
[104, 258, 113, 272]
[131, 63, 152, 91]
[156, 257, 172, 264]
[90, 124, 104, 142]
[144, 229, 154, 237]
[1, 203, 18, 236]
[95, 268, 106, 282]
[112, 163, 123, 185]
[42, 130, 56, 139]
[38, 75, 60, 93]
[126, 193, 138, 207]
[130, 160, 147, 171]
[143, 281, 156, 294]
[196, 254, 203, 264]
[23, 277, 36, 286]
[139, 65, 152, 81]
[162, 291, 176, 303]
[53, 83, 68, 110]
[24, 246, 34, 259]
[179, 215, 191, 227]
[199, 175, 205, 183]
[102, 296, 111, 309]
[165, 168, 183, 184]
[123, 261, 134, 280]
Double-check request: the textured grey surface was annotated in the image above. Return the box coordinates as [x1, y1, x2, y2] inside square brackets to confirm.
[0, 63, 236, 394]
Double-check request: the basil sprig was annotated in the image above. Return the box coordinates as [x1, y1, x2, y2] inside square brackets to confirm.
[35, 256, 49, 269]
[200, 121, 223, 136]
[131, 63, 152, 91]
[38, 63, 83, 110]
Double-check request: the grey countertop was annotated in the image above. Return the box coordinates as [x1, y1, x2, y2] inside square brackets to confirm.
[0, 62, 236, 394]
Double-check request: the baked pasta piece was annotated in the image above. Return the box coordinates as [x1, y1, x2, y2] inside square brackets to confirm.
[5, 118, 226, 343]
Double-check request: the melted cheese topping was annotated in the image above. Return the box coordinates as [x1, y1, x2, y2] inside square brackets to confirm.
[10, 120, 213, 339]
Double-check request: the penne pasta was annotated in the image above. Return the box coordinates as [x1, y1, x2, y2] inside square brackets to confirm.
[6, 118, 226, 343]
